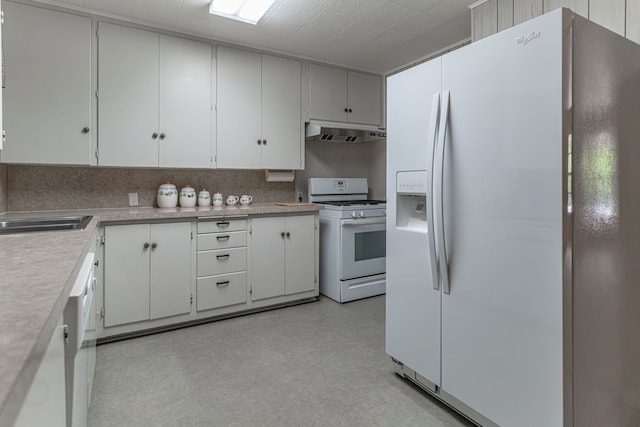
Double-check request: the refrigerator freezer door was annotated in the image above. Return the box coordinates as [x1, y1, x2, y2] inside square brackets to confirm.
[439, 11, 565, 426]
[571, 15, 640, 427]
[386, 58, 442, 387]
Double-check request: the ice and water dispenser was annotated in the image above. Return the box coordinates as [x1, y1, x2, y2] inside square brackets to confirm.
[395, 171, 429, 233]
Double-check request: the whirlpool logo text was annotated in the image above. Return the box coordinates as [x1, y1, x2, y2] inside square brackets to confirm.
[516, 31, 541, 46]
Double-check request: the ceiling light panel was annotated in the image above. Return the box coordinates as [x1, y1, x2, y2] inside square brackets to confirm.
[209, 0, 276, 24]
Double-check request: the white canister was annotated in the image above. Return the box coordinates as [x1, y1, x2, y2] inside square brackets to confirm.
[226, 195, 239, 206]
[212, 193, 223, 207]
[198, 189, 211, 207]
[157, 182, 178, 208]
[179, 186, 197, 208]
[239, 195, 253, 205]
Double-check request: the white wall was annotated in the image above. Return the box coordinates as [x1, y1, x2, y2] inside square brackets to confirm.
[295, 139, 387, 201]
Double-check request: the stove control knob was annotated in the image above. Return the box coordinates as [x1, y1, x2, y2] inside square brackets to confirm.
[351, 211, 358, 219]
[359, 211, 365, 218]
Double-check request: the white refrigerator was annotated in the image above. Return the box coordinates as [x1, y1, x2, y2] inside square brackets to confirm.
[386, 8, 640, 427]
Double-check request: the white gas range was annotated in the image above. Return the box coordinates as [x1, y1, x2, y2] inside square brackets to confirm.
[308, 178, 386, 303]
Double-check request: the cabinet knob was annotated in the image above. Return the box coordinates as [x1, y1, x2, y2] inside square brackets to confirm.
[286, 231, 290, 238]
[152, 132, 158, 139]
[257, 139, 262, 145]
[159, 133, 166, 140]
[82, 127, 90, 134]
[281, 232, 285, 238]
[344, 108, 348, 113]
[143, 242, 150, 250]
[151, 243, 158, 250]
[263, 139, 267, 145]
[348, 108, 352, 113]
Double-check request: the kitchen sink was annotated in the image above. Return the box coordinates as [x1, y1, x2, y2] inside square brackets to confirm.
[0, 215, 93, 235]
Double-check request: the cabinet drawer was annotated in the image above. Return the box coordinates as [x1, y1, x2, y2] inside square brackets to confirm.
[197, 247, 246, 276]
[197, 219, 246, 234]
[197, 231, 246, 250]
[197, 272, 247, 311]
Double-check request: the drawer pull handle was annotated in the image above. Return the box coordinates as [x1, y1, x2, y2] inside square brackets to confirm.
[217, 221, 230, 227]
[216, 254, 230, 260]
[216, 281, 230, 287]
[216, 235, 230, 241]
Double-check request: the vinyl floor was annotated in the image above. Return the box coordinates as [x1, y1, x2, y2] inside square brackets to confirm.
[89, 295, 472, 427]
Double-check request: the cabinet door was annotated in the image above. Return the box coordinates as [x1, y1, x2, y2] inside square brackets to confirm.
[159, 35, 212, 168]
[2, 2, 91, 165]
[284, 215, 316, 295]
[346, 71, 381, 126]
[309, 64, 348, 122]
[98, 23, 159, 167]
[250, 217, 285, 300]
[216, 46, 261, 169]
[104, 224, 150, 327]
[149, 222, 192, 319]
[261, 54, 302, 169]
[13, 318, 67, 427]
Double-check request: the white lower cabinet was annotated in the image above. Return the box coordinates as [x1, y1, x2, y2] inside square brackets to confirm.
[197, 272, 247, 311]
[99, 214, 318, 338]
[104, 222, 192, 327]
[196, 219, 248, 311]
[250, 215, 317, 301]
[14, 318, 67, 427]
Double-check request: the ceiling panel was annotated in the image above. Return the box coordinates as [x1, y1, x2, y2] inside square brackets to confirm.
[29, 0, 473, 73]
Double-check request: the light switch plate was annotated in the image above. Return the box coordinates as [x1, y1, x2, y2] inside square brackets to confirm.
[128, 192, 138, 207]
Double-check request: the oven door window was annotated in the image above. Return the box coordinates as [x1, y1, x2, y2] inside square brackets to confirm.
[354, 230, 386, 261]
[341, 220, 386, 280]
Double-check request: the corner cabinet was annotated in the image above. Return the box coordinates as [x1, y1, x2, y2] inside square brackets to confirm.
[98, 23, 212, 168]
[309, 64, 382, 126]
[103, 222, 193, 328]
[249, 214, 318, 301]
[1, 2, 91, 165]
[217, 46, 303, 170]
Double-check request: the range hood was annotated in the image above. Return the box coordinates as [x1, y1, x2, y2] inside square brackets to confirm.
[305, 120, 386, 143]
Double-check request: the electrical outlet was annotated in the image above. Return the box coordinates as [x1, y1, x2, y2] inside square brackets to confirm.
[128, 192, 139, 207]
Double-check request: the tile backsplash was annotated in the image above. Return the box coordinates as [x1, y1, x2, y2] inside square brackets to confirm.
[6, 165, 295, 211]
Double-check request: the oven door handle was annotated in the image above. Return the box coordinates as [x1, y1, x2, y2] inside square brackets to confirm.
[341, 218, 386, 226]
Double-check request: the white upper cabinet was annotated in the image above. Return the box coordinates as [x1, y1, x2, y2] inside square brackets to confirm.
[261, 54, 303, 170]
[0, 0, 3, 151]
[1, 2, 91, 165]
[217, 46, 302, 170]
[309, 64, 382, 126]
[158, 36, 213, 168]
[216, 47, 262, 169]
[98, 23, 212, 168]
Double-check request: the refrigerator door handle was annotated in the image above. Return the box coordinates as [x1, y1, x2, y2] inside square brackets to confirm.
[427, 92, 441, 291]
[436, 90, 451, 294]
